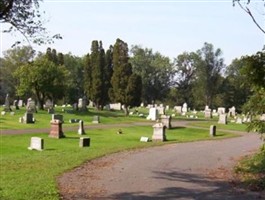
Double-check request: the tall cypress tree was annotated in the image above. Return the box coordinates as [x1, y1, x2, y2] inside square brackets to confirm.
[110, 38, 142, 115]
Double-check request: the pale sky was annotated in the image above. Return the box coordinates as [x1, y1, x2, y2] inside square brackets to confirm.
[1, 0, 264, 65]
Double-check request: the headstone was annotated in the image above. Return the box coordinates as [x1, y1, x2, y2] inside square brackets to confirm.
[10, 112, 15, 115]
[228, 106, 236, 117]
[78, 97, 87, 111]
[260, 114, 265, 121]
[4, 94, 11, 112]
[27, 98, 37, 113]
[109, 103, 122, 110]
[217, 107, 226, 115]
[209, 125, 216, 137]
[69, 119, 80, 123]
[79, 137, 90, 147]
[166, 105, 170, 110]
[18, 100, 23, 107]
[13, 100, 19, 110]
[48, 108, 55, 114]
[45, 99, 53, 110]
[236, 117, 243, 124]
[174, 106, 182, 114]
[49, 119, 65, 139]
[1, 111, 6, 116]
[78, 120, 85, 135]
[152, 123, 166, 142]
[146, 108, 158, 121]
[157, 106, 165, 115]
[204, 110, 212, 118]
[52, 114, 64, 123]
[160, 115, 171, 129]
[182, 103, 188, 113]
[22, 112, 34, 123]
[140, 137, 149, 142]
[218, 114, 227, 124]
[28, 137, 44, 151]
[92, 115, 100, 124]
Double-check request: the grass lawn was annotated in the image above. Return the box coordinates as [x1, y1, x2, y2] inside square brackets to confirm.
[0, 125, 236, 200]
[0, 107, 147, 130]
[187, 120, 248, 132]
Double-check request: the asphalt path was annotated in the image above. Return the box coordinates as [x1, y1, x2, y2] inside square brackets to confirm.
[57, 122, 264, 200]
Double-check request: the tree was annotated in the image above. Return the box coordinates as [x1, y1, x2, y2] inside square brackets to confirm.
[233, 0, 265, 34]
[14, 56, 69, 109]
[130, 45, 174, 104]
[241, 51, 265, 136]
[173, 52, 199, 107]
[193, 42, 225, 108]
[83, 40, 111, 109]
[0, 46, 35, 103]
[0, 0, 61, 46]
[110, 39, 142, 115]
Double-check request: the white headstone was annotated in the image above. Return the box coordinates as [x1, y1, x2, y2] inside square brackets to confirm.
[218, 114, 227, 124]
[146, 108, 158, 121]
[140, 137, 149, 142]
[28, 137, 44, 151]
[152, 123, 166, 141]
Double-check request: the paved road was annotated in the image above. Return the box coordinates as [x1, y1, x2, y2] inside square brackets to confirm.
[58, 129, 264, 199]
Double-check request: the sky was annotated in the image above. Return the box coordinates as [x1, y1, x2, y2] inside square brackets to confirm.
[1, 0, 264, 65]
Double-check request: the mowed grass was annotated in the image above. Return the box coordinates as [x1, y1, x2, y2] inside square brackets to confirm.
[188, 120, 248, 132]
[0, 106, 147, 130]
[0, 125, 236, 200]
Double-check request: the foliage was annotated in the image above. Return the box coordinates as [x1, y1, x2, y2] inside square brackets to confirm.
[110, 39, 142, 114]
[0, 0, 62, 46]
[193, 42, 225, 108]
[234, 145, 265, 191]
[130, 45, 174, 103]
[83, 40, 110, 109]
[14, 56, 69, 109]
[241, 51, 265, 136]
[0, 46, 35, 103]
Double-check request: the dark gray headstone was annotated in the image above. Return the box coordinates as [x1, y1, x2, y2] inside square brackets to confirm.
[210, 125, 216, 137]
[79, 137, 90, 147]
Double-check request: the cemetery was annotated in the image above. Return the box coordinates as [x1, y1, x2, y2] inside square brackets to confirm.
[1, 102, 264, 200]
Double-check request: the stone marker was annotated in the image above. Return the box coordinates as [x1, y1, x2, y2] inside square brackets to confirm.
[92, 115, 100, 124]
[79, 137, 90, 147]
[236, 117, 243, 124]
[218, 114, 227, 124]
[160, 115, 171, 129]
[152, 123, 166, 142]
[78, 120, 85, 135]
[49, 119, 65, 138]
[146, 108, 158, 121]
[4, 94, 11, 112]
[28, 137, 44, 151]
[140, 136, 149, 142]
[21, 112, 34, 123]
[204, 110, 212, 118]
[52, 114, 64, 123]
[69, 119, 80, 123]
[182, 102, 188, 113]
[210, 125, 216, 137]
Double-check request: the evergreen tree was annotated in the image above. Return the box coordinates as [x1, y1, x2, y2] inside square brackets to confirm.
[110, 38, 142, 115]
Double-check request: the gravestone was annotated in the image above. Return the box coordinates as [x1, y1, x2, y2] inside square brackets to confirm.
[69, 119, 80, 123]
[160, 115, 171, 129]
[49, 119, 65, 138]
[146, 108, 158, 121]
[78, 120, 85, 135]
[78, 97, 87, 111]
[109, 103, 122, 110]
[140, 136, 149, 142]
[152, 123, 166, 142]
[4, 94, 11, 112]
[229, 106, 236, 117]
[182, 103, 188, 113]
[204, 110, 212, 118]
[218, 114, 227, 124]
[174, 106, 182, 114]
[52, 114, 64, 123]
[27, 98, 37, 113]
[209, 125, 216, 137]
[92, 115, 100, 124]
[1, 111, 5, 116]
[28, 137, 44, 151]
[79, 137, 90, 147]
[217, 107, 226, 115]
[18, 100, 23, 107]
[157, 106, 165, 115]
[236, 117, 243, 124]
[21, 112, 34, 123]
[45, 99, 53, 110]
[13, 100, 19, 110]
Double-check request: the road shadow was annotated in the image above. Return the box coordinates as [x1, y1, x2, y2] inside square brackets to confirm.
[109, 170, 261, 200]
